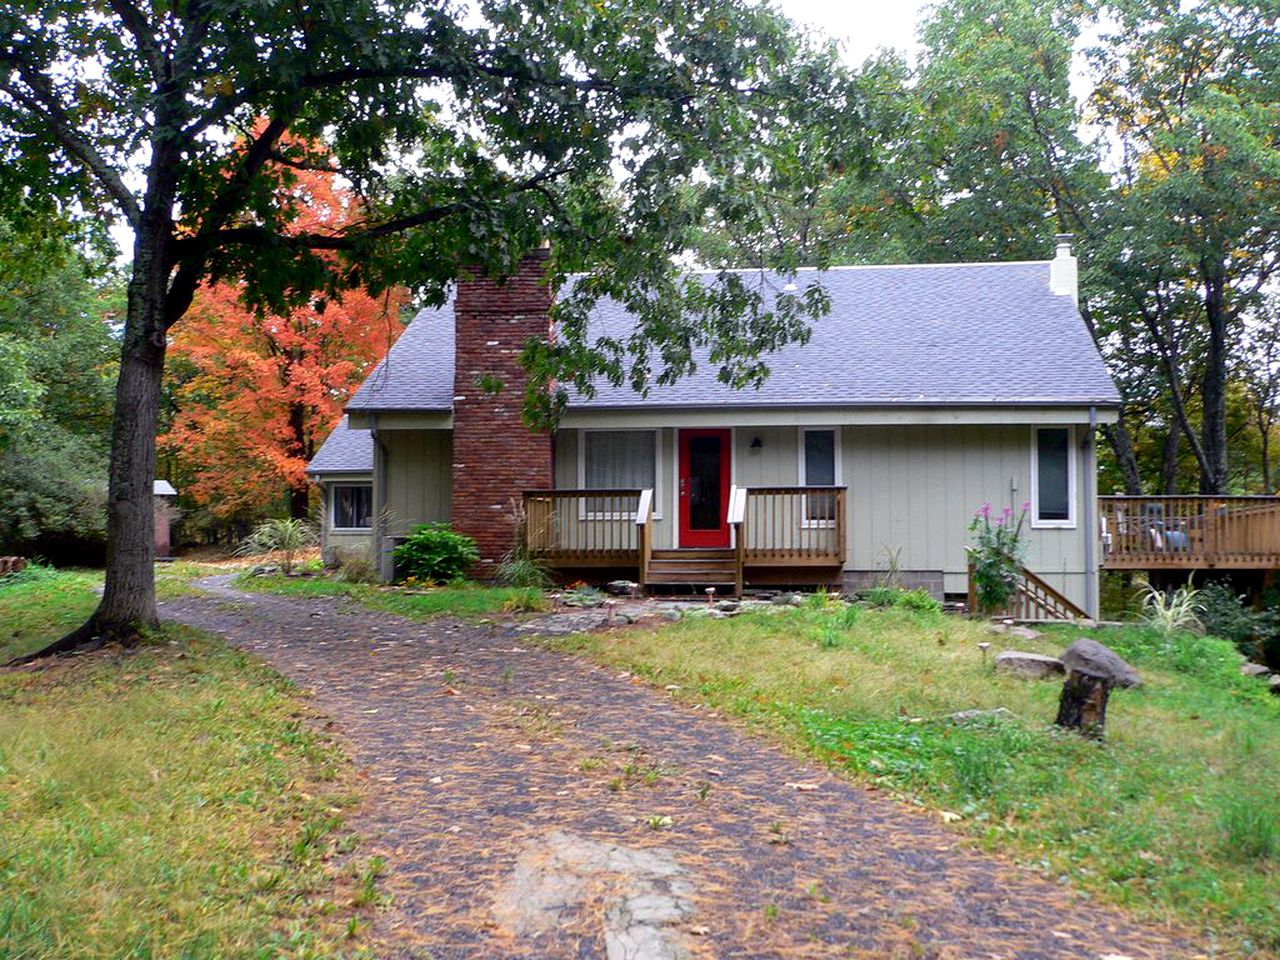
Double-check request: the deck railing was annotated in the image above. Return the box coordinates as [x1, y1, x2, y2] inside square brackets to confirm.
[1099, 495, 1280, 569]
[740, 486, 847, 565]
[523, 488, 647, 564]
[524, 485, 847, 582]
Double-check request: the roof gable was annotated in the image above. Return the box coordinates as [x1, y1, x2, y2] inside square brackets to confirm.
[306, 416, 373, 475]
[346, 260, 1120, 413]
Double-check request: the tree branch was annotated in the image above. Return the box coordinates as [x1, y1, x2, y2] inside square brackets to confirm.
[106, 0, 168, 82]
[165, 115, 295, 326]
[0, 74, 143, 227]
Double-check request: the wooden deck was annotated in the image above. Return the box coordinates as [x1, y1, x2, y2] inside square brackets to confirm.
[1100, 496, 1280, 570]
[523, 486, 847, 594]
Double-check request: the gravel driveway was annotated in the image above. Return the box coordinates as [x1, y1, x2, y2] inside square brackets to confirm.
[163, 579, 1199, 960]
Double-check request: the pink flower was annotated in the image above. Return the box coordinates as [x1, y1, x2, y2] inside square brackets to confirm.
[995, 516, 1005, 527]
[1002, 506, 1012, 517]
[980, 502, 991, 518]
[1022, 500, 1032, 513]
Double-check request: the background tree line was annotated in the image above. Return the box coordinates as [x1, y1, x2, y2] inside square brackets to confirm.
[2, 0, 1275, 569]
[695, 0, 1280, 497]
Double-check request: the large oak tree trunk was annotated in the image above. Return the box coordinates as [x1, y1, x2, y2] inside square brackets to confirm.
[6, 225, 170, 664]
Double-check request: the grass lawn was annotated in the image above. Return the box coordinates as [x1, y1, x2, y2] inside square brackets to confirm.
[0, 568, 379, 958]
[237, 573, 547, 619]
[0, 567, 101, 663]
[540, 596, 1280, 954]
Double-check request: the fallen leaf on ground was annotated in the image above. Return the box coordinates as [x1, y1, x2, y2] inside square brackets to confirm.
[785, 782, 819, 792]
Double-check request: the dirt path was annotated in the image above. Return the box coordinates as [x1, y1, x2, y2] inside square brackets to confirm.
[164, 580, 1200, 960]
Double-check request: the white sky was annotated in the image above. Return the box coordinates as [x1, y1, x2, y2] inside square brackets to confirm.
[775, 0, 926, 65]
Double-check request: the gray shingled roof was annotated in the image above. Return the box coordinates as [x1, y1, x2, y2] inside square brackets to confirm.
[346, 260, 1120, 413]
[307, 416, 373, 476]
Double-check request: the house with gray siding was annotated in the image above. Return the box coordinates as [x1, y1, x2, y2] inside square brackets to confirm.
[307, 238, 1119, 616]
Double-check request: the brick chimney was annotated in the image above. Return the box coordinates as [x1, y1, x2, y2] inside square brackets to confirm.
[451, 249, 554, 569]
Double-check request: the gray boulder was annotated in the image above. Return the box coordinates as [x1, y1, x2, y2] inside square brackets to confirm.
[1061, 638, 1142, 688]
[995, 650, 1066, 680]
[1007, 625, 1044, 642]
[1270, 675, 1280, 696]
[605, 580, 640, 596]
[1241, 662, 1272, 679]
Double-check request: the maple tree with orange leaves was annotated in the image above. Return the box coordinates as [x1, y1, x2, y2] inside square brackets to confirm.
[162, 164, 405, 521]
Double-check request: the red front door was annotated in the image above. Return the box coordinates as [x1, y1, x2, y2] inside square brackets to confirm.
[678, 429, 732, 548]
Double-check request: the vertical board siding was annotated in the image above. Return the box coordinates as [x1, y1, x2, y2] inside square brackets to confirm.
[383, 430, 452, 535]
[843, 425, 1088, 606]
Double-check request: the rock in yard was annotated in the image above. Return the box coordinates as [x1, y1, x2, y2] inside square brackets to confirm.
[1007, 625, 1043, 642]
[605, 580, 640, 596]
[714, 600, 740, 613]
[994, 650, 1066, 680]
[948, 707, 1016, 725]
[1270, 675, 1280, 696]
[1061, 638, 1142, 688]
[1241, 662, 1272, 678]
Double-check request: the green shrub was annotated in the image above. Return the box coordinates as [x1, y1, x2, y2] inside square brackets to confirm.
[893, 588, 942, 614]
[393, 523, 478, 583]
[858, 587, 941, 614]
[0, 560, 58, 589]
[860, 587, 900, 608]
[1198, 581, 1258, 642]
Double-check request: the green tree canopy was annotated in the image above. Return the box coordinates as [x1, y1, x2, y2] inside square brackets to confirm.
[0, 0, 869, 656]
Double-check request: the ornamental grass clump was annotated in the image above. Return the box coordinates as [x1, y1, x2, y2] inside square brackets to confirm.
[965, 502, 1029, 616]
[1140, 582, 1201, 637]
[238, 517, 317, 574]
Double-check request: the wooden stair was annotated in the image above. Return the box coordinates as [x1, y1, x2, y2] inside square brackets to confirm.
[645, 549, 737, 587]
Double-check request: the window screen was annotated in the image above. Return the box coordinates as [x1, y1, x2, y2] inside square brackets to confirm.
[1036, 428, 1071, 521]
[584, 431, 656, 490]
[804, 430, 836, 485]
[804, 430, 837, 522]
[332, 484, 373, 529]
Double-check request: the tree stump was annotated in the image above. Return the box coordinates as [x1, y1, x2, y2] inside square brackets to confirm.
[1055, 670, 1112, 739]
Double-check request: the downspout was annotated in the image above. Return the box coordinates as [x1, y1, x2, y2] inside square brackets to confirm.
[1083, 406, 1099, 619]
[369, 413, 392, 581]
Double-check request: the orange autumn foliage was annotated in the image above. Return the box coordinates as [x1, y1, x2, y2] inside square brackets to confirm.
[162, 165, 406, 519]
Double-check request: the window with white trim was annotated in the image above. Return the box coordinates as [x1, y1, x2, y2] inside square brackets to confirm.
[800, 428, 839, 524]
[582, 430, 658, 518]
[1031, 427, 1075, 527]
[331, 483, 373, 530]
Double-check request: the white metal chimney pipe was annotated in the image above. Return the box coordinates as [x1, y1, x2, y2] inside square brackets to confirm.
[1050, 232, 1079, 306]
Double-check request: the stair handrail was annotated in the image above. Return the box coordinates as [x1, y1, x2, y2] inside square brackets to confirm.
[636, 488, 654, 588]
[967, 562, 1089, 621]
[727, 485, 747, 597]
[1018, 565, 1089, 620]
